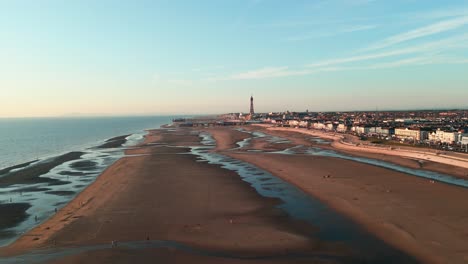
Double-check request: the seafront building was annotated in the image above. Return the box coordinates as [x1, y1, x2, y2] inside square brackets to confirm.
[428, 129, 459, 144]
[255, 109, 468, 152]
[394, 128, 428, 141]
[462, 137, 468, 146]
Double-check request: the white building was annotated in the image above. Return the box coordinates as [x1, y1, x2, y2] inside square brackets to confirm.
[336, 124, 347, 133]
[288, 120, 299, 127]
[312, 122, 326, 130]
[325, 123, 334, 131]
[299, 121, 308, 128]
[461, 137, 468, 146]
[395, 128, 427, 141]
[353, 126, 365, 134]
[428, 129, 459, 144]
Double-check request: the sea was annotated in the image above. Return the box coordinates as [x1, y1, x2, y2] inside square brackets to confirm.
[0, 116, 173, 246]
[0, 116, 172, 169]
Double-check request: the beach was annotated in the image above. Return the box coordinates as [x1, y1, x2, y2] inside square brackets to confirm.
[0, 126, 356, 263]
[1, 124, 467, 263]
[206, 125, 468, 264]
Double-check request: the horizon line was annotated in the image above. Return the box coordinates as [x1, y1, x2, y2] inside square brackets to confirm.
[1, 108, 468, 119]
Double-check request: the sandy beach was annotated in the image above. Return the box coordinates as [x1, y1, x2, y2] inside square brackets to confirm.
[2, 124, 467, 263]
[205, 126, 468, 264]
[0, 127, 357, 263]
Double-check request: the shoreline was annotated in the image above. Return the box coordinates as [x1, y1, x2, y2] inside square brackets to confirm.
[0, 132, 144, 248]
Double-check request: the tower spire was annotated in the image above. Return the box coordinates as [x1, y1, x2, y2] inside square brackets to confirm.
[250, 95, 254, 115]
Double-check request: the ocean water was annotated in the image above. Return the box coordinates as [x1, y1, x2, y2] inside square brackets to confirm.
[0, 116, 172, 169]
[0, 116, 173, 246]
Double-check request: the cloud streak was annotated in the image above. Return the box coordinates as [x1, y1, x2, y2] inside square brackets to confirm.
[308, 34, 468, 67]
[179, 14, 468, 83]
[206, 66, 347, 81]
[207, 67, 307, 81]
[207, 33, 468, 81]
[365, 16, 468, 51]
[286, 24, 378, 41]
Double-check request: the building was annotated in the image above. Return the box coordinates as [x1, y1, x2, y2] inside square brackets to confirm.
[461, 137, 468, 146]
[312, 122, 326, 130]
[353, 126, 365, 134]
[428, 129, 459, 144]
[458, 133, 468, 143]
[336, 124, 347, 133]
[353, 126, 374, 135]
[394, 128, 428, 141]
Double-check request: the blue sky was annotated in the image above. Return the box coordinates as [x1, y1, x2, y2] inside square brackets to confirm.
[1, 0, 467, 117]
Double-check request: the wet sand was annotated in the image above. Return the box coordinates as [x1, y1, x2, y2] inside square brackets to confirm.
[0, 152, 83, 187]
[207, 126, 468, 264]
[210, 128, 251, 151]
[98, 135, 130, 148]
[0, 160, 39, 176]
[1, 128, 349, 263]
[0, 203, 31, 233]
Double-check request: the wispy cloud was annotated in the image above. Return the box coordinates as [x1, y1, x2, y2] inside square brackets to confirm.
[286, 24, 378, 41]
[250, 19, 343, 29]
[207, 67, 300, 81]
[343, 24, 377, 32]
[365, 16, 468, 51]
[330, 55, 468, 71]
[359, 56, 435, 69]
[306, 48, 417, 67]
[209, 12, 468, 82]
[308, 34, 468, 67]
[207, 32, 468, 82]
[206, 66, 346, 81]
[408, 7, 468, 21]
[230, 66, 290, 79]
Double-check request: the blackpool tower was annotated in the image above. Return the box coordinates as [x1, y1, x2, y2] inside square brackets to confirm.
[250, 95, 254, 115]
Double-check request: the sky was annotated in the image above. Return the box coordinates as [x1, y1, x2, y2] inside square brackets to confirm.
[1, 0, 468, 117]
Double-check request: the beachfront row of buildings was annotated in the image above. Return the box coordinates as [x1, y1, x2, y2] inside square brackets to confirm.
[230, 100, 468, 151]
[269, 119, 468, 147]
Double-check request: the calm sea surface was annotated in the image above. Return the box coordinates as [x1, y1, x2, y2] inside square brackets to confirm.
[0, 116, 172, 169]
